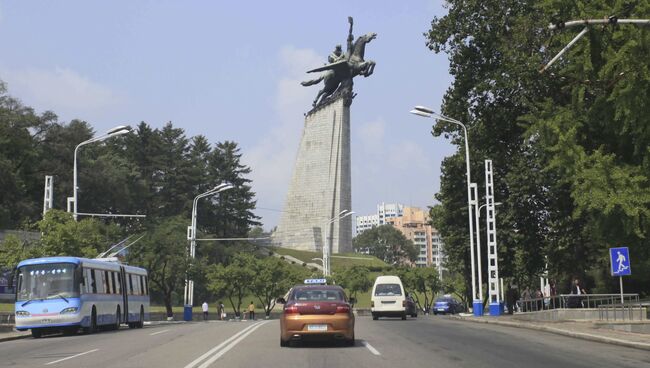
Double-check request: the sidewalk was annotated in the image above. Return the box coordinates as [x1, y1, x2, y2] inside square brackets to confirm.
[450, 314, 650, 351]
[0, 327, 30, 342]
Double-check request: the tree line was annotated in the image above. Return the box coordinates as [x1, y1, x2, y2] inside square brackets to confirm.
[425, 1, 649, 299]
[0, 80, 262, 315]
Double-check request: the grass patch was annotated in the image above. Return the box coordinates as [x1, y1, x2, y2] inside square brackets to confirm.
[0, 303, 13, 313]
[269, 247, 387, 271]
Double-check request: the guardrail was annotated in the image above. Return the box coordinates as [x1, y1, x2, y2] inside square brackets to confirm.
[516, 293, 639, 312]
[598, 302, 646, 321]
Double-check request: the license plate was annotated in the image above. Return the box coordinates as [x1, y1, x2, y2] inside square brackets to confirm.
[41, 319, 51, 324]
[307, 324, 327, 331]
[437, 308, 445, 311]
[381, 301, 396, 304]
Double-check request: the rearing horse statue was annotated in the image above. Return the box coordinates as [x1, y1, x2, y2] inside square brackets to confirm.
[301, 18, 377, 108]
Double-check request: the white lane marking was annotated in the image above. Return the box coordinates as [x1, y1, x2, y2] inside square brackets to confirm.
[197, 321, 269, 368]
[44, 349, 99, 365]
[149, 329, 170, 336]
[183, 321, 264, 368]
[362, 340, 381, 356]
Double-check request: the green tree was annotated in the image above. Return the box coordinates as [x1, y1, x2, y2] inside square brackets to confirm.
[425, 0, 650, 297]
[250, 257, 306, 317]
[353, 225, 417, 265]
[0, 235, 39, 271]
[127, 216, 189, 318]
[334, 266, 372, 303]
[206, 253, 255, 317]
[37, 209, 121, 258]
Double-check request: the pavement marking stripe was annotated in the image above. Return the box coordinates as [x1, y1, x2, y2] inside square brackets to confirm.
[149, 329, 170, 336]
[183, 321, 264, 368]
[362, 340, 381, 356]
[44, 349, 99, 365]
[197, 321, 269, 368]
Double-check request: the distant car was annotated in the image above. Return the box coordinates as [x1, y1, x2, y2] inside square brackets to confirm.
[432, 297, 464, 315]
[278, 282, 355, 347]
[405, 294, 418, 318]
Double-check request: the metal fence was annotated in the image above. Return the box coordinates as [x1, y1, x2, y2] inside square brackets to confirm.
[598, 302, 646, 321]
[516, 293, 639, 313]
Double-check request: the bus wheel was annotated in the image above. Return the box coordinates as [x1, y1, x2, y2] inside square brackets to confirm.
[31, 329, 42, 338]
[137, 307, 144, 328]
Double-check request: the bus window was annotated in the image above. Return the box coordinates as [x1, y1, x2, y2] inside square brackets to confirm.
[113, 272, 120, 294]
[143, 276, 148, 295]
[90, 269, 97, 294]
[128, 274, 133, 295]
[107, 271, 112, 293]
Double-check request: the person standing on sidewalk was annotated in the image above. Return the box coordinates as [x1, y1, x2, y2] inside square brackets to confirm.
[218, 301, 225, 320]
[202, 301, 209, 321]
[248, 301, 255, 320]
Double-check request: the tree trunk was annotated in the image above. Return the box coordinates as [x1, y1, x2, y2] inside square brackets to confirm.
[164, 290, 174, 318]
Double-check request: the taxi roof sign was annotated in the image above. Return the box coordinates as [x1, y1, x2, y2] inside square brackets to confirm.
[304, 278, 327, 285]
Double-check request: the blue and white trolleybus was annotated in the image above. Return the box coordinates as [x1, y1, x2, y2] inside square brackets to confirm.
[14, 256, 149, 338]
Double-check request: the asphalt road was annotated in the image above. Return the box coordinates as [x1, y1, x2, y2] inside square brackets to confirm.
[1, 316, 649, 368]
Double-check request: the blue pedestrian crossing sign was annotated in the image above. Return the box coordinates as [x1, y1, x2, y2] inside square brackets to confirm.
[610, 247, 631, 276]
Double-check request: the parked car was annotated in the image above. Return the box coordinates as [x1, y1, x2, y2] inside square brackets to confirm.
[432, 296, 464, 315]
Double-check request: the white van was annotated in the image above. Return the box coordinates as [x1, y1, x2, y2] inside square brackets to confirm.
[371, 275, 408, 320]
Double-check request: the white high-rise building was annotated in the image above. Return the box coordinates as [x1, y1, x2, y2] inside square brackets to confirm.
[377, 202, 403, 225]
[355, 202, 403, 235]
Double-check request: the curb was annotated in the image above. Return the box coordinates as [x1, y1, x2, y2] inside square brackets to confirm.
[0, 333, 31, 342]
[450, 316, 650, 351]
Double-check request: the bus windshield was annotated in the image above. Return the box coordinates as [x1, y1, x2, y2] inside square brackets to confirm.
[16, 263, 80, 302]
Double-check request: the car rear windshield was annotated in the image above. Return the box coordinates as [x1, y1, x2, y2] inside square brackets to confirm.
[292, 288, 344, 302]
[436, 298, 454, 303]
[374, 283, 402, 296]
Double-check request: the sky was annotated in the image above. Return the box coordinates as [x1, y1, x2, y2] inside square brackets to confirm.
[0, 1, 456, 231]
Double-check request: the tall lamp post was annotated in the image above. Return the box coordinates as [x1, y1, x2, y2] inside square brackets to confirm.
[410, 105, 483, 315]
[69, 125, 132, 221]
[183, 183, 234, 321]
[323, 210, 354, 277]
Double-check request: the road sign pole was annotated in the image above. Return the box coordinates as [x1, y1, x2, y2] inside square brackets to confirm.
[619, 276, 624, 304]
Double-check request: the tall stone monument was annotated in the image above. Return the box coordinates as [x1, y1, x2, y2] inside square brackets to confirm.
[272, 17, 377, 253]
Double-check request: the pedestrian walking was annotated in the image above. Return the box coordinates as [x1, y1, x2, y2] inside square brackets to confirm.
[569, 278, 586, 308]
[248, 301, 255, 320]
[218, 301, 225, 320]
[202, 301, 209, 321]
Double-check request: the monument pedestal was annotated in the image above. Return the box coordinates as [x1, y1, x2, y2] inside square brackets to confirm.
[272, 94, 352, 253]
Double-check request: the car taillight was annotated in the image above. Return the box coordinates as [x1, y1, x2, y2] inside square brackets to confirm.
[336, 305, 350, 313]
[284, 305, 299, 314]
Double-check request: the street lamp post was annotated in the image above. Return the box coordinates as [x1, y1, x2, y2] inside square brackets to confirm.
[410, 106, 483, 315]
[323, 210, 354, 277]
[183, 183, 234, 321]
[69, 125, 132, 221]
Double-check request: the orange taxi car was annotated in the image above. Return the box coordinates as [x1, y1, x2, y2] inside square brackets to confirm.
[278, 280, 355, 347]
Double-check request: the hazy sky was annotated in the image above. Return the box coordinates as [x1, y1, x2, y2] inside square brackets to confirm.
[0, 1, 455, 230]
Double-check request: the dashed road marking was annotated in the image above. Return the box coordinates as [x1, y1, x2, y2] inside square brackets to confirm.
[362, 340, 381, 356]
[44, 348, 99, 365]
[183, 321, 267, 368]
[149, 329, 170, 336]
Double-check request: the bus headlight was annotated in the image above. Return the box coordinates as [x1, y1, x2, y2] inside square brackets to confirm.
[60, 307, 79, 314]
[15, 310, 30, 317]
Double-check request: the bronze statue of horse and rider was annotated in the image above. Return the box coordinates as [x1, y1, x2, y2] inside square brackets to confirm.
[301, 17, 377, 108]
